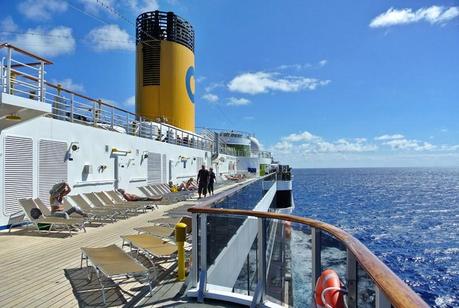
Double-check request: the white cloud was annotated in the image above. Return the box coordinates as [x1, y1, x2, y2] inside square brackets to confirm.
[52, 78, 85, 92]
[205, 82, 224, 93]
[374, 134, 404, 141]
[283, 131, 318, 142]
[18, 0, 68, 20]
[10, 26, 75, 57]
[382, 138, 435, 151]
[228, 71, 330, 95]
[227, 97, 251, 106]
[272, 131, 377, 154]
[277, 59, 327, 71]
[127, 0, 159, 14]
[271, 131, 459, 167]
[196, 76, 206, 83]
[78, 0, 115, 15]
[202, 93, 219, 103]
[86, 24, 134, 52]
[1, 16, 18, 32]
[125, 96, 135, 106]
[273, 141, 293, 154]
[370, 6, 459, 28]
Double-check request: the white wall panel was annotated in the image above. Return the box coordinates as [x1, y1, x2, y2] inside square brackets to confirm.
[4, 136, 33, 215]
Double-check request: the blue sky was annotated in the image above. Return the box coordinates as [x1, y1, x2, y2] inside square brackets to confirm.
[1, 0, 458, 167]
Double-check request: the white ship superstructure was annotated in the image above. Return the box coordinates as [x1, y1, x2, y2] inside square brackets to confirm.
[0, 43, 261, 229]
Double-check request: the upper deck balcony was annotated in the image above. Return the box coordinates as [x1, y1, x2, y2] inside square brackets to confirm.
[0, 43, 212, 151]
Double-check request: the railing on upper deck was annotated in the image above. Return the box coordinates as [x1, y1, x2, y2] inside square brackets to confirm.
[187, 175, 427, 308]
[0, 43, 212, 151]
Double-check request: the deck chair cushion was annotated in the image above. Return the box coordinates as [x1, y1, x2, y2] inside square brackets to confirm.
[30, 208, 42, 220]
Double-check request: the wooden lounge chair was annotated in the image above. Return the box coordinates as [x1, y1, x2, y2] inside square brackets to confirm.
[98, 191, 157, 209]
[134, 225, 175, 238]
[156, 184, 195, 199]
[135, 216, 192, 238]
[15, 199, 86, 235]
[141, 185, 191, 204]
[34, 198, 89, 220]
[121, 234, 177, 260]
[145, 216, 192, 233]
[80, 244, 154, 304]
[84, 193, 139, 215]
[67, 195, 119, 221]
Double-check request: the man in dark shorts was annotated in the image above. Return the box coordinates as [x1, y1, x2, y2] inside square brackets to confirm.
[197, 165, 209, 199]
[208, 167, 216, 196]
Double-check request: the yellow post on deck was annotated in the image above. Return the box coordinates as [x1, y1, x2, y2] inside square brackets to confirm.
[175, 222, 187, 281]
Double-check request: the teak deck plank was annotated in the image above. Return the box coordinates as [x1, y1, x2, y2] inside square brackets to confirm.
[0, 202, 187, 307]
[0, 182, 243, 308]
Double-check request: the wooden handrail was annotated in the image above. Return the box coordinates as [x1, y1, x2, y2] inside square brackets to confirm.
[0, 43, 53, 64]
[188, 206, 428, 308]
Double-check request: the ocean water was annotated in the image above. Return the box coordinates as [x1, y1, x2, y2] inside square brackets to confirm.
[291, 168, 459, 308]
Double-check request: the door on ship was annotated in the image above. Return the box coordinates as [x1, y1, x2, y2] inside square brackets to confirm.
[114, 155, 131, 189]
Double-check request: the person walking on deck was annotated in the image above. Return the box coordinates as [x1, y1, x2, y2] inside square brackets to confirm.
[49, 182, 88, 218]
[197, 165, 209, 199]
[208, 167, 216, 196]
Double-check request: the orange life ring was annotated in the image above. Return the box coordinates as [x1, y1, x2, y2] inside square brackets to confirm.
[314, 269, 345, 308]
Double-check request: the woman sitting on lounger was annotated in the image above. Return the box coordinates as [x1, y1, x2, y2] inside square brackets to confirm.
[50, 182, 88, 218]
[117, 189, 163, 202]
[178, 178, 197, 191]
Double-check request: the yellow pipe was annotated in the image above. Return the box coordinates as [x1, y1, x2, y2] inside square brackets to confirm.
[175, 222, 187, 281]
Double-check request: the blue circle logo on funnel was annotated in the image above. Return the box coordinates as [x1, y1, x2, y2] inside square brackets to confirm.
[186, 66, 195, 103]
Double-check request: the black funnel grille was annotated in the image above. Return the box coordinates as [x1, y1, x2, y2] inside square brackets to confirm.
[136, 11, 194, 52]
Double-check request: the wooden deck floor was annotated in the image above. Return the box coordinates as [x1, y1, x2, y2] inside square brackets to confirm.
[0, 182, 247, 308]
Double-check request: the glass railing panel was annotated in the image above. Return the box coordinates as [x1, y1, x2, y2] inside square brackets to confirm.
[320, 231, 347, 282]
[357, 262, 376, 307]
[206, 214, 246, 266]
[203, 213, 259, 296]
[233, 236, 258, 296]
[262, 219, 313, 307]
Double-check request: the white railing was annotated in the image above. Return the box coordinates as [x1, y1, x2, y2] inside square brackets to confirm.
[0, 43, 212, 151]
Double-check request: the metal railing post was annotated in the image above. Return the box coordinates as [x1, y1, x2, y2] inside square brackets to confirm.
[126, 113, 129, 134]
[39, 61, 45, 102]
[93, 101, 97, 127]
[376, 287, 391, 308]
[252, 217, 266, 307]
[150, 121, 153, 139]
[110, 107, 114, 129]
[6, 47, 12, 94]
[0, 57, 4, 93]
[190, 213, 199, 288]
[346, 249, 358, 308]
[311, 228, 321, 294]
[197, 213, 207, 302]
[70, 94, 74, 122]
[139, 116, 143, 137]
